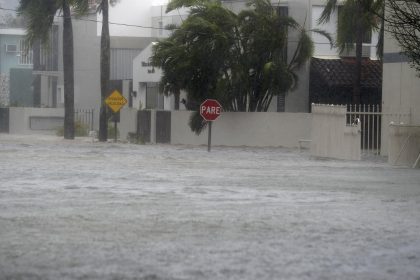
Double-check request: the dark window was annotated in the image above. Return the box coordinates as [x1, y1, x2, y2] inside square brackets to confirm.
[146, 83, 164, 110]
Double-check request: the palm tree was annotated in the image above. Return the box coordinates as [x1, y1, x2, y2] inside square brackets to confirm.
[154, 0, 322, 133]
[18, 0, 89, 139]
[161, 0, 327, 112]
[97, 0, 119, 142]
[98, 0, 110, 142]
[318, 0, 383, 104]
[151, 39, 186, 110]
[237, 0, 319, 112]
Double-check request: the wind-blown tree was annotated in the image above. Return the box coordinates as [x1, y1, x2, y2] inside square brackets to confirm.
[385, 0, 420, 74]
[318, 0, 383, 104]
[151, 37, 189, 110]
[18, 0, 89, 139]
[153, 1, 238, 133]
[153, 0, 322, 133]
[236, 0, 319, 112]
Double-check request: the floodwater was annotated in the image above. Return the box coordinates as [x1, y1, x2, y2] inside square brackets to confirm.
[0, 134, 419, 280]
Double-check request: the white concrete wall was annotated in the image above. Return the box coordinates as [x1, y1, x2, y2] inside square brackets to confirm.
[171, 111, 312, 148]
[310, 104, 361, 160]
[388, 125, 420, 168]
[52, 13, 101, 129]
[381, 20, 420, 156]
[72, 13, 101, 130]
[133, 43, 160, 110]
[119, 107, 138, 141]
[133, 43, 187, 111]
[382, 32, 420, 125]
[9, 107, 64, 134]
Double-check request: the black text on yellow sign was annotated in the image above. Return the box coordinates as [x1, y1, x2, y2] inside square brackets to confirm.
[105, 90, 127, 113]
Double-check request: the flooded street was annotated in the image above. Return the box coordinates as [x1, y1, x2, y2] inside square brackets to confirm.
[1, 134, 420, 279]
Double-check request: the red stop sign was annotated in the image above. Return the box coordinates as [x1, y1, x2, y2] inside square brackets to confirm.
[200, 99, 222, 121]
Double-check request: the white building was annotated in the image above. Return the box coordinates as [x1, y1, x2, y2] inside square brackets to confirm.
[131, 0, 382, 113]
[31, 0, 382, 114]
[381, 20, 420, 162]
[131, 3, 189, 111]
[34, 2, 158, 127]
[311, 0, 379, 60]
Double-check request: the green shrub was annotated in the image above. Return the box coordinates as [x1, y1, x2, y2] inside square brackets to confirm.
[107, 122, 119, 139]
[127, 132, 145, 144]
[56, 120, 89, 137]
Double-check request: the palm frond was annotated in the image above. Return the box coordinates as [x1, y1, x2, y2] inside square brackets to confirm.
[188, 111, 207, 135]
[289, 29, 314, 70]
[310, 28, 334, 48]
[166, 0, 211, 13]
[317, 0, 338, 24]
[71, 0, 89, 17]
[18, 0, 58, 46]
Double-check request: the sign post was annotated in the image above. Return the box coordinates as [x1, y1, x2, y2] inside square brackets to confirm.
[200, 99, 222, 152]
[105, 90, 127, 142]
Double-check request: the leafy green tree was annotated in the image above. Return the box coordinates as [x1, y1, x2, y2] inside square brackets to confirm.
[18, 0, 89, 139]
[318, 0, 383, 104]
[153, 0, 322, 133]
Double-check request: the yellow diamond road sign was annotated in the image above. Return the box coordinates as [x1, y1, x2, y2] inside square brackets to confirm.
[105, 90, 127, 113]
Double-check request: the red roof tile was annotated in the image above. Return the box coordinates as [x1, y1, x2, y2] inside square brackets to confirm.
[311, 57, 382, 88]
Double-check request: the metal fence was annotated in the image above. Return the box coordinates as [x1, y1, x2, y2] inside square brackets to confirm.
[346, 105, 411, 155]
[75, 109, 94, 132]
[347, 105, 382, 154]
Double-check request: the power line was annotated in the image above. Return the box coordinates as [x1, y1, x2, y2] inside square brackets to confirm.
[0, 6, 331, 44]
[0, 6, 169, 30]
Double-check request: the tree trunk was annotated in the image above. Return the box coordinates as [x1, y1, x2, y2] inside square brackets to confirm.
[174, 89, 180, 110]
[32, 40, 41, 107]
[63, 1, 75, 139]
[353, 4, 363, 105]
[99, 0, 110, 142]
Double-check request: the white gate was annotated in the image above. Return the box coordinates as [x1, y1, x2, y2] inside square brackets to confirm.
[346, 105, 411, 155]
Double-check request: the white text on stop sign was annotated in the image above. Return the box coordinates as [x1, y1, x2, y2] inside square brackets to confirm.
[201, 106, 220, 115]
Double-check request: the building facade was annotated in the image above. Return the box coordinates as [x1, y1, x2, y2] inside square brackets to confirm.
[0, 28, 33, 106]
[132, 0, 313, 112]
[132, 0, 382, 113]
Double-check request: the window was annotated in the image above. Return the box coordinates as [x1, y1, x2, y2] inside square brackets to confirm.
[35, 25, 59, 71]
[277, 6, 288, 17]
[5, 44, 17, 53]
[146, 83, 164, 109]
[18, 40, 33, 65]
